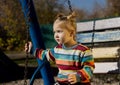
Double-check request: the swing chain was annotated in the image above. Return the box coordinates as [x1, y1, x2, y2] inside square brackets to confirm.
[67, 0, 73, 13]
[24, 0, 31, 85]
[24, 55, 28, 85]
[91, 20, 95, 50]
[24, 26, 29, 85]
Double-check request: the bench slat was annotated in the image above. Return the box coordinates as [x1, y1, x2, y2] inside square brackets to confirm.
[94, 62, 118, 73]
[77, 17, 120, 32]
[77, 30, 120, 43]
[92, 47, 119, 58]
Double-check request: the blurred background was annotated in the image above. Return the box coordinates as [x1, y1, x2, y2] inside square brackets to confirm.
[0, 0, 120, 52]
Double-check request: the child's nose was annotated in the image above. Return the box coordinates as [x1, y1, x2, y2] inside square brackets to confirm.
[55, 34, 59, 38]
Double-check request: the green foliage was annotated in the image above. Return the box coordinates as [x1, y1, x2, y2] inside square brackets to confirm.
[0, 0, 27, 51]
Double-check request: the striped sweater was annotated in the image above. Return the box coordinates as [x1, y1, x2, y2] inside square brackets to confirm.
[35, 44, 95, 83]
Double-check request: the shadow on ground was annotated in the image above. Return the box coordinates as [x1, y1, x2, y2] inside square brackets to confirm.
[0, 49, 58, 83]
[0, 63, 58, 83]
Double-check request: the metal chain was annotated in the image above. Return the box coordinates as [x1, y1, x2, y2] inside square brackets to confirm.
[67, 0, 73, 13]
[24, 0, 31, 84]
[91, 20, 95, 50]
[24, 55, 28, 85]
[24, 26, 29, 85]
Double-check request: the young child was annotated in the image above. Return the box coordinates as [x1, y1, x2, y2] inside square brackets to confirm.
[25, 12, 95, 85]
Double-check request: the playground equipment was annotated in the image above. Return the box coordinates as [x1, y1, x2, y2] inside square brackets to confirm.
[19, 0, 54, 85]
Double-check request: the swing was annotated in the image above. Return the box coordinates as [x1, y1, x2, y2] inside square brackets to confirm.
[19, 0, 50, 85]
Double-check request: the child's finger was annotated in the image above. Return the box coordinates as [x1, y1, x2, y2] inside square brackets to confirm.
[68, 74, 77, 84]
[24, 42, 32, 53]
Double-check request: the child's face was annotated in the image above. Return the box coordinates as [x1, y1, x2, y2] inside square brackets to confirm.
[53, 24, 72, 45]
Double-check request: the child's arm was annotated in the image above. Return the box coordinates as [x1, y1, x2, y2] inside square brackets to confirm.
[77, 49, 95, 83]
[34, 48, 56, 63]
[24, 42, 47, 60]
[34, 48, 46, 60]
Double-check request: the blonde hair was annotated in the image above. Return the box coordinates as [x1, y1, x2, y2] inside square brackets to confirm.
[53, 12, 77, 40]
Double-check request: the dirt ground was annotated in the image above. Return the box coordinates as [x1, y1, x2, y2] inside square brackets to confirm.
[1, 74, 120, 85]
[1, 77, 120, 85]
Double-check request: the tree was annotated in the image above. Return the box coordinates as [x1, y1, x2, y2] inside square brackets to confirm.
[0, 0, 27, 51]
[106, 0, 120, 16]
[33, 0, 66, 24]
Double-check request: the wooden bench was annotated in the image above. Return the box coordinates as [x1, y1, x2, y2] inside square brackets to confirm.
[76, 17, 120, 74]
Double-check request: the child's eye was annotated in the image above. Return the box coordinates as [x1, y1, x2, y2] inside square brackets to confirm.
[53, 29, 63, 34]
[57, 30, 63, 33]
[57, 30, 61, 33]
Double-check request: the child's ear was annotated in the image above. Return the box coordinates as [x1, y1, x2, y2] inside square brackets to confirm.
[70, 31, 74, 37]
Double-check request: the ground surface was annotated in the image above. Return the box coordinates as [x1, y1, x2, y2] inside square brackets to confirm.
[0, 52, 120, 85]
[1, 77, 120, 85]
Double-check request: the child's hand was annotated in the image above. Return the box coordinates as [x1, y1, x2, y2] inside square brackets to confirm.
[68, 74, 77, 84]
[24, 41, 32, 53]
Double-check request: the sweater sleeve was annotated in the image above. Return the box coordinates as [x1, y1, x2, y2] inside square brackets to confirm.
[34, 48, 55, 63]
[77, 49, 95, 83]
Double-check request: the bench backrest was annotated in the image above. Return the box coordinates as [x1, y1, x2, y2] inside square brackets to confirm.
[76, 17, 120, 74]
[77, 17, 120, 44]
